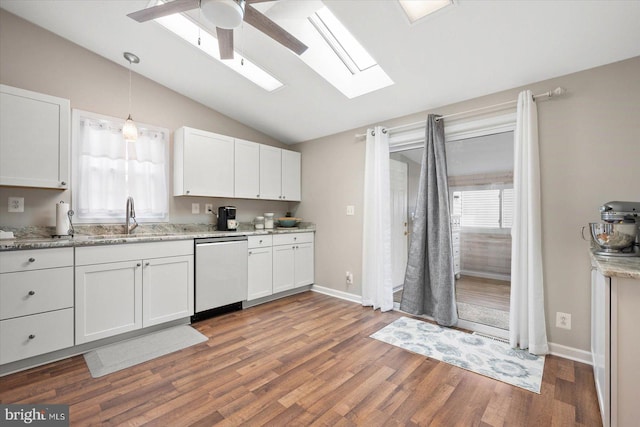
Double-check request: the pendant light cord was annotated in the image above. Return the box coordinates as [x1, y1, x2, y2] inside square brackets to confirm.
[128, 60, 133, 117]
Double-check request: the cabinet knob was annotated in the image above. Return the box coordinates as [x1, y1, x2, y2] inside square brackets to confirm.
[248, 251, 252, 255]
[60, 181, 67, 186]
[259, 239, 263, 243]
[28, 290, 35, 296]
[28, 334, 36, 340]
[136, 263, 142, 267]
[278, 196, 282, 199]
[256, 194, 260, 198]
[145, 262, 150, 266]
[28, 257, 36, 263]
[294, 237, 297, 240]
[186, 190, 190, 194]
[282, 196, 286, 200]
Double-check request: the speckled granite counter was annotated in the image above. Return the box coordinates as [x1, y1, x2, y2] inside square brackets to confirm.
[590, 250, 640, 280]
[0, 223, 315, 251]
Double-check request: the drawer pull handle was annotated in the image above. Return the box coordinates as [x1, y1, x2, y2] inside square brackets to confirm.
[259, 240, 263, 243]
[28, 257, 36, 263]
[136, 263, 142, 267]
[28, 290, 35, 296]
[61, 181, 67, 186]
[145, 262, 150, 266]
[28, 334, 36, 340]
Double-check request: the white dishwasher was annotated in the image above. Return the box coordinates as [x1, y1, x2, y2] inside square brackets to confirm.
[194, 236, 248, 320]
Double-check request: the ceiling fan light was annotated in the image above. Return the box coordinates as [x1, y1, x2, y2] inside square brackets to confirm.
[201, 0, 245, 29]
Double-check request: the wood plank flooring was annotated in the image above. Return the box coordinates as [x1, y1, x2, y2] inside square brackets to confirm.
[455, 275, 510, 311]
[0, 292, 601, 426]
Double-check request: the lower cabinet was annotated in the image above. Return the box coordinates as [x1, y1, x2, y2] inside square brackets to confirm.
[247, 232, 315, 301]
[75, 241, 194, 345]
[273, 233, 314, 294]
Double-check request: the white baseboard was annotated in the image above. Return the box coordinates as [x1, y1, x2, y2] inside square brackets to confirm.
[548, 342, 592, 365]
[311, 285, 361, 304]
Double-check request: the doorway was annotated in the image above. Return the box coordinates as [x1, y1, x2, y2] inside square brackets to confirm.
[389, 126, 514, 334]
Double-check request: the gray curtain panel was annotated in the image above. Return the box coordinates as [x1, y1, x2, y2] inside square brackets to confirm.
[400, 115, 458, 326]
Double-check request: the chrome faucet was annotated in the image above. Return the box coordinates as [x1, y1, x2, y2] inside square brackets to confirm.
[125, 196, 138, 234]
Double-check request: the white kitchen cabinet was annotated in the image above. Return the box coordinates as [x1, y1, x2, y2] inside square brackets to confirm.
[174, 126, 234, 197]
[259, 145, 282, 200]
[0, 248, 74, 364]
[247, 236, 273, 300]
[591, 265, 640, 427]
[272, 233, 314, 293]
[75, 241, 194, 344]
[0, 84, 70, 189]
[281, 149, 301, 201]
[234, 138, 260, 199]
[142, 255, 194, 327]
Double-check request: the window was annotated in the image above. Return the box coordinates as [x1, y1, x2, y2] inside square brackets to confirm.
[452, 187, 513, 229]
[72, 110, 169, 223]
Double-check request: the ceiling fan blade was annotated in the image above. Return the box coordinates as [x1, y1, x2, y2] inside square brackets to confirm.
[127, 0, 200, 23]
[244, 4, 308, 55]
[217, 28, 235, 60]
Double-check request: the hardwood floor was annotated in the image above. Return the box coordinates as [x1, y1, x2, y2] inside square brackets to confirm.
[455, 275, 511, 312]
[0, 292, 601, 426]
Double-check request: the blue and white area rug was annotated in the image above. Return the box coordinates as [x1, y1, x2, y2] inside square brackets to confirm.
[370, 316, 545, 393]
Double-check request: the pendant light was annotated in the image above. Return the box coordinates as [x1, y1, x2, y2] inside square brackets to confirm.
[122, 52, 140, 142]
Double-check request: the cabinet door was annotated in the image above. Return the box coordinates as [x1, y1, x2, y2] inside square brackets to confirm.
[175, 127, 234, 197]
[281, 149, 301, 201]
[248, 247, 273, 300]
[591, 269, 610, 426]
[142, 255, 194, 327]
[0, 85, 70, 189]
[294, 242, 314, 287]
[75, 261, 143, 344]
[273, 245, 295, 293]
[234, 138, 260, 199]
[260, 145, 282, 200]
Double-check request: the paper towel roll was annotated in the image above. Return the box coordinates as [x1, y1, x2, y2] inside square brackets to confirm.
[56, 201, 70, 236]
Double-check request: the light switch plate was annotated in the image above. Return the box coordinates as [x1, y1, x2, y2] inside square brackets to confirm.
[8, 197, 24, 213]
[192, 203, 200, 214]
[346, 205, 355, 216]
[205, 203, 213, 214]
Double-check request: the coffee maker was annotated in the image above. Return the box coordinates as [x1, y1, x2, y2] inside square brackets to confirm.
[591, 201, 640, 256]
[217, 206, 237, 231]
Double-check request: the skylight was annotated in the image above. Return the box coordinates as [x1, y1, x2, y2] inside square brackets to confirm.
[398, 0, 452, 23]
[151, 1, 283, 92]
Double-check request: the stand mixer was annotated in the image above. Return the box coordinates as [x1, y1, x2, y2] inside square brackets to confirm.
[590, 201, 640, 257]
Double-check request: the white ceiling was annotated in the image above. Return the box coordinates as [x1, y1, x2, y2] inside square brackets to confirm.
[2, 0, 639, 144]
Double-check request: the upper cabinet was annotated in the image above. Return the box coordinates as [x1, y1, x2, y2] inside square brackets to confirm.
[174, 126, 300, 201]
[174, 127, 234, 197]
[0, 84, 70, 189]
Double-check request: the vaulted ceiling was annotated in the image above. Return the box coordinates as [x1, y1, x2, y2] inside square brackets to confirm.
[2, 0, 639, 144]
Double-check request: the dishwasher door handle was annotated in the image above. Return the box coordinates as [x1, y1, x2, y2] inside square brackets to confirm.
[196, 241, 246, 248]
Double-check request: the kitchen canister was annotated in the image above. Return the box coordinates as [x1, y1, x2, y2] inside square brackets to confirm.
[264, 213, 274, 229]
[254, 216, 265, 229]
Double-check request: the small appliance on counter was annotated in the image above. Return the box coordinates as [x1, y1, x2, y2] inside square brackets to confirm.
[217, 206, 237, 231]
[587, 201, 640, 257]
[254, 216, 265, 230]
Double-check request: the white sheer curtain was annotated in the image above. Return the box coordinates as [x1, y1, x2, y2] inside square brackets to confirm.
[362, 126, 393, 311]
[509, 90, 548, 355]
[75, 112, 168, 222]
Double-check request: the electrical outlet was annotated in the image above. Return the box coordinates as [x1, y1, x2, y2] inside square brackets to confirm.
[346, 205, 355, 216]
[192, 203, 200, 214]
[346, 271, 353, 285]
[556, 312, 572, 330]
[205, 203, 213, 214]
[8, 197, 24, 213]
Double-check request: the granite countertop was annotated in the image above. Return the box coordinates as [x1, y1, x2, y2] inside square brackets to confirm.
[590, 250, 640, 280]
[0, 223, 315, 251]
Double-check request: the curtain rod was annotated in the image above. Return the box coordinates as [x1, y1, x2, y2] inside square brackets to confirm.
[355, 87, 566, 138]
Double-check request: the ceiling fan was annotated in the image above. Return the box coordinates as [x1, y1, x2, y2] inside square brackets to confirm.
[128, 0, 308, 60]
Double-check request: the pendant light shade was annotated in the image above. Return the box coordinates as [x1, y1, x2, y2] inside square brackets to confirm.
[123, 52, 140, 142]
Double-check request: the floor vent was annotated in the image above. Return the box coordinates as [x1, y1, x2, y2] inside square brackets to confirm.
[472, 331, 509, 344]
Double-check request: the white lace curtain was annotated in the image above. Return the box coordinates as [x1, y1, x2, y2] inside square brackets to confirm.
[75, 112, 168, 222]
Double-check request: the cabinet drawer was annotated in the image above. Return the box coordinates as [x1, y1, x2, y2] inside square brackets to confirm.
[0, 267, 73, 320]
[76, 240, 193, 265]
[248, 235, 272, 249]
[0, 308, 74, 364]
[272, 232, 314, 246]
[0, 248, 73, 273]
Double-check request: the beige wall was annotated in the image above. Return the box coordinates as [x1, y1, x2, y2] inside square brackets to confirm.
[0, 10, 296, 227]
[296, 56, 640, 352]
